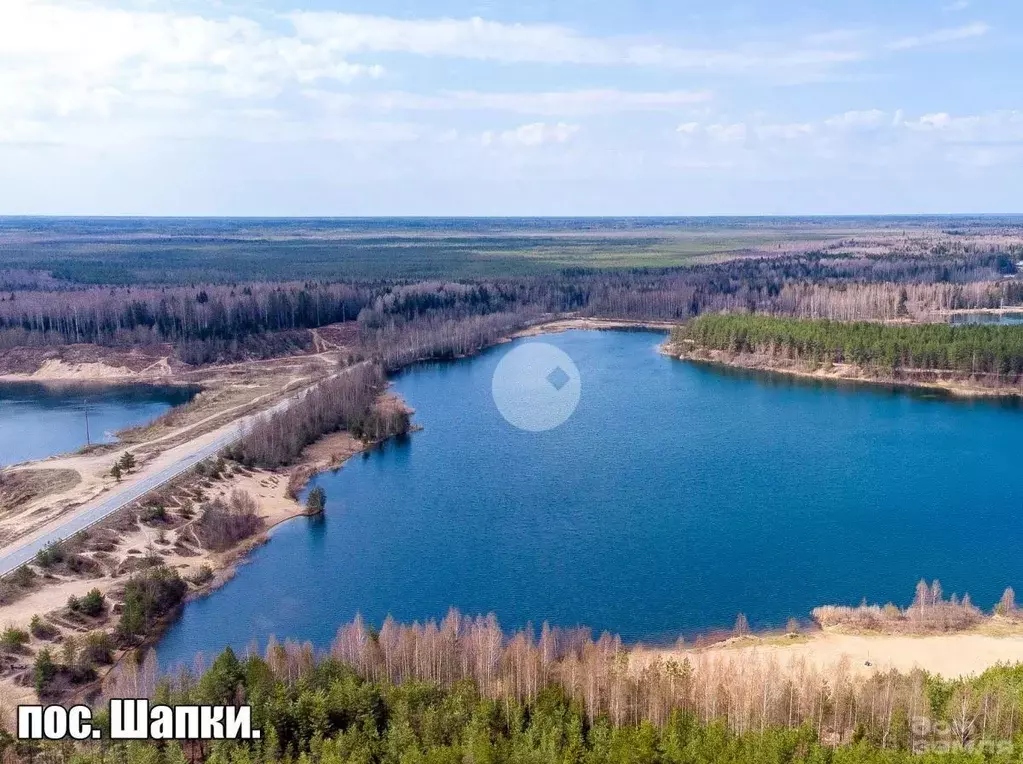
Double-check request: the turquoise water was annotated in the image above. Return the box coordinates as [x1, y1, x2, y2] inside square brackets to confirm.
[157, 330, 1023, 665]
[0, 382, 197, 466]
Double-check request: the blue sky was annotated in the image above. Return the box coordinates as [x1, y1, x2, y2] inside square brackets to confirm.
[1, 0, 1020, 215]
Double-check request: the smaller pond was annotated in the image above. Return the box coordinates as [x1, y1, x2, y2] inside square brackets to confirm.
[949, 311, 1023, 326]
[0, 382, 198, 466]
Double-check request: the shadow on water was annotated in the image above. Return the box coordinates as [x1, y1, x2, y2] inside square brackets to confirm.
[0, 381, 198, 408]
[684, 358, 1023, 410]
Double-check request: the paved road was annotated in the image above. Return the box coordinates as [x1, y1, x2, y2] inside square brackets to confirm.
[0, 388, 304, 577]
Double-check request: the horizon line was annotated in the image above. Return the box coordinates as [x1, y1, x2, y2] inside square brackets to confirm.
[2, 212, 1023, 220]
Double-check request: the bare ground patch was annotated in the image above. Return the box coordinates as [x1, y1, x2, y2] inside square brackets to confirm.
[0, 344, 179, 379]
[0, 469, 80, 515]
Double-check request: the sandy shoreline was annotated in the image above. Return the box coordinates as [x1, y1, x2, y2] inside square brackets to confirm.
[666, 345, 1023, 399]
[513, 317, 674, 338]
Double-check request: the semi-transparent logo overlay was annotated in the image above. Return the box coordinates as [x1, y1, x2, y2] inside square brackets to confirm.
[491, 342, 581, 432]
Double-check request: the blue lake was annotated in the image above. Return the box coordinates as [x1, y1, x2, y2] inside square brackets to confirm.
[158, 329, 1023, 666]
[950, 312, 1023, 326]
[0, 382, 197, 467]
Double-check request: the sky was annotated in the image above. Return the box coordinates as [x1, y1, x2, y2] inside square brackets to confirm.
[1, 0, 1021, 215]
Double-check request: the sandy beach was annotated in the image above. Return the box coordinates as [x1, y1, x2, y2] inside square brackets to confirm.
[636, 628, 1023, 679]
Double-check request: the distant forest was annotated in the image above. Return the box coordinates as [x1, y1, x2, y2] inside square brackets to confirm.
[5, 215, 1020, 283]
[2, 248, 1021, 365]
[672, 314, 1023, 378]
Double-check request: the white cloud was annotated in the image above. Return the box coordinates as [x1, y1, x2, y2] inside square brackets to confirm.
[445, 89, 712, 114]
[887, 22, 989, 50]
[704, 123, 748, 143]
[0, 0, 993, 150]
[0, 0, 381, 131]
[943, 1, 971, 12]
[905, 112, 956, 130]
[672, 109, 1023, 174]
[824, 109, 887, 129]
[757, 122, 815, 140]
[305, 88, 712, 116]
[2, 0, 1017, 213]
[900, 111, 1023, 144]
[288, 13, 610, 65]
[677, 120, 815, 145]
[288, 11, 867, 76]
[482, 122, 580, 147]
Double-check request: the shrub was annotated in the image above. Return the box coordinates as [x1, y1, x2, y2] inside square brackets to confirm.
[9, 566, 35, 588]
[812, 580, 984, 633]
[140, 548, 164, 569]
[79, 588, 105, 618]
[996, 586, 1018, 616]
[140, 503, 167, 524]
[194, 491, 263, 552]
[35, 542, 95, 575]
[0, 626, 29, 651]
[35, 542, 66, 568]
[65, 553, 96, 575]
[118, 567, 188, 641]
[80, 632, 115, 666]
[204, 457, 227, 480]
[33, 648, 57, 694]
[29, 615, 58, 640]
[189, 565, 214, 586]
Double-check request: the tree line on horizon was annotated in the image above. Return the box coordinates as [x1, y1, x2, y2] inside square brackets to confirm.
[0, 250, 1020, 365]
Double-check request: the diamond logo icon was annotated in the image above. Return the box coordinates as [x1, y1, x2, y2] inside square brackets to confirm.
[492, 342, 581, 432]
[546, 366, 571, 391]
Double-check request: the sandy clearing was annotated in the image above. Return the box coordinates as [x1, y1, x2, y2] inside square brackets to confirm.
[0, 358, 174, 383]
[639, 629, 1023, 679]
[513, 318, 675, 338]
[0, 578, 108, 629]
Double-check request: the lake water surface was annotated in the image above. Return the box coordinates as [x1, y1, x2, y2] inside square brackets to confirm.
[158, 329, 1023, 665]
[0, 382, 197, 466]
